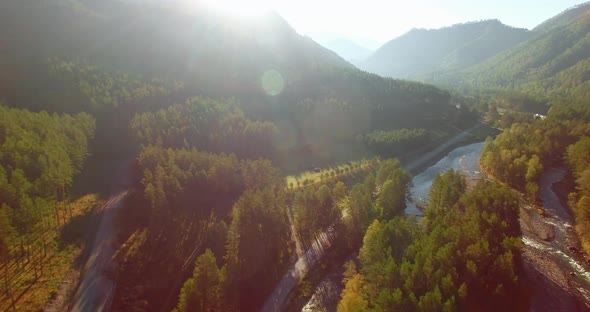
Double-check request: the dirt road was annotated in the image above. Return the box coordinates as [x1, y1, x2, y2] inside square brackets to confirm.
[70, 161, 133, 312]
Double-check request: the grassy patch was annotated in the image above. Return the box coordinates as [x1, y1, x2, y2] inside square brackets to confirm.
[114, 228, 148, 265]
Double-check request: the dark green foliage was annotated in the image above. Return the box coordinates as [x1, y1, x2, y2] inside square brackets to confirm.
[496, 110, 536, 129]
[574, 178, 590, 253]
[293, 184, 341, 246]
[376, 159, 411, 187]
[370, 159, 412, 221]
[1, 0, 465, 173]
[0, 1, 498, 311]
[567, 137, 590, 254]
[440, 5, 590, 100]
[481, 101, 590, 256]
[0, 105, 94, 240]
[225, 187, 292, 308]
[377, 179, 406, 219]
[45, 58, 183, 112]
[344, 180, 376, 247]
[341, 160, 411, 249]
[134, 144, 287, 311]
[138, 146, 281, 218]
[338, 176, 522, 312]
[175, 249, 227, 312]
[363, 128, 429, 156]
[131, 97, 278, 160]
[1, 57, 182, 126]
[426, 169, 466, 220]
[481, 103, 590, 200]
[566, 136, 590, 176]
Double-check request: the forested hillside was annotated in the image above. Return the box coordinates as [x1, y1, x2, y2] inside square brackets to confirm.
[0, 105, 95, 248]
[0, 105, 95, 309]
[10, 0, 590, 311]
[0, 0, 351, 84]
[481, 103, 590, 253]
[439, 3, 590, 101]
[337, 171, 523, 312]
[0, 0, 465, 170]
[534, 2, 590, 33]
[360, 2, 590, 105]
[0, 0, 477, 310]
[362, 20, 531, 79]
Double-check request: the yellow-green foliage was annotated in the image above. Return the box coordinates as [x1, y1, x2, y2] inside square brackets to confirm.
[286, 159, 375, 189]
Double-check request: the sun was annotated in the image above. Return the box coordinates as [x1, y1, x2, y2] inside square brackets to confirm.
[200, 0, 273, 18]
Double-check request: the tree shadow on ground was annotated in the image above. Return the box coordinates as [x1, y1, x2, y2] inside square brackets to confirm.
[59, 209, 103, 269]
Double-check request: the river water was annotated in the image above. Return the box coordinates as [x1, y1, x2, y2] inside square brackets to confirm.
[302, 141, 590, 311]
[302, 142, 486, 311]
[404, 142, 485, 216]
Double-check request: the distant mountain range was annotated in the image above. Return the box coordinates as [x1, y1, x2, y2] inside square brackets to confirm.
[317, 38, 373, 66]
[437, 1, 590, 100]
[356, 1, 590, 100]
[360, 19, 532, 79]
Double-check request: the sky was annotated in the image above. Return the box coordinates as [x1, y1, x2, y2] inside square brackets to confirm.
[269, 0, 588, 49]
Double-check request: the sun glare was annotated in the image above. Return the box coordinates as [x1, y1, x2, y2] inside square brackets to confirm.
[200, 0, 273, 18]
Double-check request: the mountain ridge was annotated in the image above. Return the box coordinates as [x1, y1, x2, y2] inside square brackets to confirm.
[361, 19, 531, 79]
[436, 4, 590, 100]
[534, 1, 590, 33]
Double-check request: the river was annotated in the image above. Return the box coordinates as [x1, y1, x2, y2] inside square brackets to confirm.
[404, 142, 485, 216]
[301, 142, 487, 311]
[302, 141, 590, 311]
[522, 167, 590, 311]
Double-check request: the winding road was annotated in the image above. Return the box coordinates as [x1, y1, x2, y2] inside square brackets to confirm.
[70, 161, 132, 312]
[70, 191, 127, 312]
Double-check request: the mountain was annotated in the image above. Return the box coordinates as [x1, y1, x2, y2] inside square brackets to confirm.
[0, 0, 352, 89]
[534, 1, 590, 33]
[0, 2, 496, 312]
[0, 1, 480, 311]
[319, 38, 373, 65]
[361, 19, 532, 80]
[442, 3, 590, 100]
[0, 0, 459, 136]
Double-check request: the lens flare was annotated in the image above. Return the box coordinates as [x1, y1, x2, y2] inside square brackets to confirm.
[261, 69, 284, 96]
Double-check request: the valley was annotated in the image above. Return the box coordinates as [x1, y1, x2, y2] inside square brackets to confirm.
[0, 1, 589, 311]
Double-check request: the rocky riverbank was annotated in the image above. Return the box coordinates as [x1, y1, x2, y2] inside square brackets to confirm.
[483, 164, 590, 311]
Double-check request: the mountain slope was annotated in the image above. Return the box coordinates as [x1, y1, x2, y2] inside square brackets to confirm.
[0, 0, 352, 91]
[361, 20, 531, 79]
[0, 1, 479, 311]
[0, 0, 463, 172]
[534, 1, 590, 33]
[446, 6, 590, 100]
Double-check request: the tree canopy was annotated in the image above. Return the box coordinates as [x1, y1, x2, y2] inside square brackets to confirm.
[338, 175, 523, 312]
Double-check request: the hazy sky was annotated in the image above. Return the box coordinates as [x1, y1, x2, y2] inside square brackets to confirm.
[271, 0, 587, 48]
